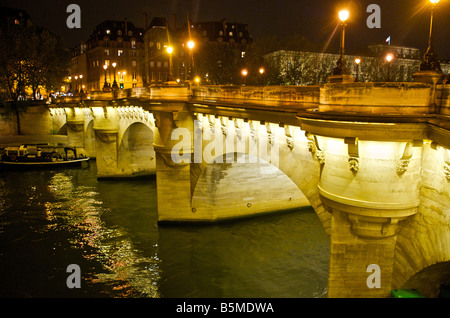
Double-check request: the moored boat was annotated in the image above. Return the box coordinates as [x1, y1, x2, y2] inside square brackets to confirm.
[0, 145, 90, 169]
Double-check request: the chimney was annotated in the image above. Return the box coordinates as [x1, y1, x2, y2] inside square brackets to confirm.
[143, 13, 147, 30]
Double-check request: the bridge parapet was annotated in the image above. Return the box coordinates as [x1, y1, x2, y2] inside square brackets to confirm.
[319, 82, 441, 114]
[192, 85, 319, 107]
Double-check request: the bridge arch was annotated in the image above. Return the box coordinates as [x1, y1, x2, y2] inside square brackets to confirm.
[188, 117, 331, 234]
[118, 122, 156, 177]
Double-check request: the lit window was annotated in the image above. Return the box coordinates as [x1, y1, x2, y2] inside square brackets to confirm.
[131, 40, 136, 48]
[132, 60, 136, 67]
[104, 49, 110, 56]
[118, 49, 123, 56]
[164, 61, 168, 68]
[229, 32, 233, 36]
[132, 72, 137, 80]
[157, 42, 161, 50]
[157, 61, 161, 68]
[106, 29, 111, 34]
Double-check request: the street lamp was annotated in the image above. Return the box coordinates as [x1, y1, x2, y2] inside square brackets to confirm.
[386, 53, 394, 82]
[241, 68, 248, 86]
[187, 40, 195, 80]
[74, 75, 79, 94]
[354, 58, 361, 82]
[332, 9, 350, 76]
[103, 64, 109, 91]
[259, 67, 265, 86]
[79, 75, 84, 94]
[419, 0, 442, 72]
[166, 46, 174, 81]
[112, 62, 118, 90]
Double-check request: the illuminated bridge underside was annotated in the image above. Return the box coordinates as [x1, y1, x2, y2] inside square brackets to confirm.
[47, 83, 449, 298]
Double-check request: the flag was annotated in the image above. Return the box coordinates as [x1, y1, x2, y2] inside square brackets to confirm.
[386, 36, 391, 45]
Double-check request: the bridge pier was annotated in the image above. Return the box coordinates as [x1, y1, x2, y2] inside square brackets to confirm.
[304, 125, 422, 297]
[153, 106, 195, 221]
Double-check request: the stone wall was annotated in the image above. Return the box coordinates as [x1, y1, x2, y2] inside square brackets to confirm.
[319, 82, 433, 114]
[193, 85, 320, 107]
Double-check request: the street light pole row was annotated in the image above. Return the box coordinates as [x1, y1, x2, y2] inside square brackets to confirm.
[331, 0, 444, 84]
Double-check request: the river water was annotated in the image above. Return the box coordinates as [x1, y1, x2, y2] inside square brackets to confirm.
[0, 161, 329, 298]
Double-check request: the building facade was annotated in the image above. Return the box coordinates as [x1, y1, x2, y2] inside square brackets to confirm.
[71, 20, 145, 93]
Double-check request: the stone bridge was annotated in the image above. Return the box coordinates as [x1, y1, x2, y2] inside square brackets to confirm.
[15, 82, 450, 298]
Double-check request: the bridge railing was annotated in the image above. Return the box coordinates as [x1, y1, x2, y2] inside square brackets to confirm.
[319, 82, 450, 115]
[191, 85, 320, 105]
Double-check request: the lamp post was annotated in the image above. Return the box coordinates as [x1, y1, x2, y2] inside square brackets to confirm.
[74, 75, 79, 94]
[259, 67, 265, 86]
[187, 40, 195, 80]
[420, 0, 442, 72]
[111, 62, 118, 90]
[241, 68, 248, 86]
[386, 53, 393, 82]
[79, 75, 83, 94]
[354, 58, 361, 82]
[332, 10, 350, 76]
[103, 64, 109, 91]
[166, 46, 174, 82]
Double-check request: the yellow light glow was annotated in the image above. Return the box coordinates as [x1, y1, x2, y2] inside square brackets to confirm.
[386, 53, 394, 62]
[187, 40, 195, 49]
[166, 46, 173, 54]
[194, 76, 200, 83]
[241, 69, 248, 76]
[430, 0, 440, 4]
[339, 10, 349, 22]
[112, 62, 117, 68]
[259, 67, 265, 74]
[355, 58, 361, 64]
[103, 64, 107, 70]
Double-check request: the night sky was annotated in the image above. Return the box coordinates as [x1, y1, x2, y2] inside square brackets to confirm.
[1, 0, 449, 59]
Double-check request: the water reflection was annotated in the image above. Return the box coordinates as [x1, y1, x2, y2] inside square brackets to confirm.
[44, 172, 161, 297]
[0, 164, 329, 298]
